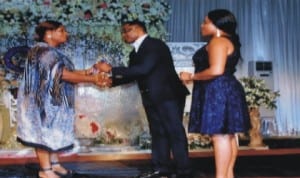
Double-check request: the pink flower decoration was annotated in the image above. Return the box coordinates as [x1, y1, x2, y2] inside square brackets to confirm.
[142, 3, 150, 8]
[90, 122, 100, 134]
[98, 3, 108, 9]
[84, 10, 93, 20]
[78, 114, 85, 119]
[43, 0, 51, 6]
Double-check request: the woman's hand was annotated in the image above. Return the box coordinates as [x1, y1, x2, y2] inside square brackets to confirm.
[85, 66, 96, 75]
[179, 71, 193, 84]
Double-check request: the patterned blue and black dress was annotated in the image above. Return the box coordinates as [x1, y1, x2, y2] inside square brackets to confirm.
[188, 37, 250, 135]
[17, 42, 75, 152]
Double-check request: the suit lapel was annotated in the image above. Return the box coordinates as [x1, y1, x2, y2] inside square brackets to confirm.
[129, 50, 136, 58]
[129, 36, 150, 66]
[129, 50, 137, 66]
[136, 36, 149, 55]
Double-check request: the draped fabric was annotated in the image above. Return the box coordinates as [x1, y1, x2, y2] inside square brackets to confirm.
[165, 0, 300, 136]
[17, 42, 76, 151]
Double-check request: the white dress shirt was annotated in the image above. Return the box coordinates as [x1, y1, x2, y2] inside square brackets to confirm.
[131, 34, 148, 52]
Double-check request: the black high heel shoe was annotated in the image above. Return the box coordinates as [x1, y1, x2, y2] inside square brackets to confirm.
[51, 162, 73, 178]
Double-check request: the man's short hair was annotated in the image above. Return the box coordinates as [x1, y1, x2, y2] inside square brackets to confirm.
[121, 19, 147, 33]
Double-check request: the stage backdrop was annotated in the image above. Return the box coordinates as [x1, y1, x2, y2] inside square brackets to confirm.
[0, 33, 206, 149]
[0, 0, 173, 148]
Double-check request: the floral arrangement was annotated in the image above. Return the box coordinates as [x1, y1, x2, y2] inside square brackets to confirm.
[75, 114, 101, 138]
[188, 134, 212, 149]
[0, 0, 171, 41]
[239, 77, 280, 109]
[94, 128, 128, 145]
[0, 0, 172, 89]
[75, 114, 128, 145]
[137, 132, 212, 150]
[138, 131, 151, 149]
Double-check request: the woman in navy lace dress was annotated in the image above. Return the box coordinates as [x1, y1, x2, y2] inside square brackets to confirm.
[17, 20, 110, 178]
[180, 9, 250, 178]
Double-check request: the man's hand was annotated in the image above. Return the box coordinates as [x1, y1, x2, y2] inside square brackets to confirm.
[93, 61, 112, 73]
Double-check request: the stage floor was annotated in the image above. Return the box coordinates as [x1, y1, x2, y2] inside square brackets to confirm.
[1, 145, 300, 165]
[1, 148, 300, 178]
[1, 137, 300, 177]
[0, 146, 300, 178]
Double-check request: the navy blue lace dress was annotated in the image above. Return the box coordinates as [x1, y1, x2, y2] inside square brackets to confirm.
[188, 38, 250, 135]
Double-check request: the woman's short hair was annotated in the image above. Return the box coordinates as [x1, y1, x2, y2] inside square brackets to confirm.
[35, 20, 62, 42]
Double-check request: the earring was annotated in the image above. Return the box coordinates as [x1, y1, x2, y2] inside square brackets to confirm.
[216, 29, 221, 37]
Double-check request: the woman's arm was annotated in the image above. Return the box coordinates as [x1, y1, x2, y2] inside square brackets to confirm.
[180, 37, 231, 82]
[61, 68, 111, 87]
[193, 37, 227, 80]
[72, 66, 95, 75]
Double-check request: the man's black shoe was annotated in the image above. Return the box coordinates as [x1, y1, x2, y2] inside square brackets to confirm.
[136, 170, 160, 178]
[175, 173, 193, 178]
[137, 170, 173, 178]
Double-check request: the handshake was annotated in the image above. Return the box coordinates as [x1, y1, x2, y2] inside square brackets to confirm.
[87, 61, 113, 88]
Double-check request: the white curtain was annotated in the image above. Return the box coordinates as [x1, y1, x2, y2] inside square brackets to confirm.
[165, 0, 300, 136]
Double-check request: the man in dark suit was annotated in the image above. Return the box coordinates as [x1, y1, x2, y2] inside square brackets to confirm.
[96, 20, 190, 178]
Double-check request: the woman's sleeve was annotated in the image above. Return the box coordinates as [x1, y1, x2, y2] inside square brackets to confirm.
[39, 50, 67, 104]
[39, 50, 65, 83]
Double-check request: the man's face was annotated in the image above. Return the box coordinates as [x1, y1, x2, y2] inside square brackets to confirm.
[121, 24, 140, 44]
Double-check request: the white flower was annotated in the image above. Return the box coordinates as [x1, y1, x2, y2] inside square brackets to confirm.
[0, 0, 171, 89]
[239, 77, 280, 109]
[0, 0, 171, 40]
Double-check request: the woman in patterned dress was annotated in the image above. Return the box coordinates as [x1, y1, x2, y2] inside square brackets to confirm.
[180, 9, 250, 178]
[16, 20, 110, 178]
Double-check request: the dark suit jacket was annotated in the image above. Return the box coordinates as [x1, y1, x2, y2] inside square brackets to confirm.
[111, 36, 189, 104]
